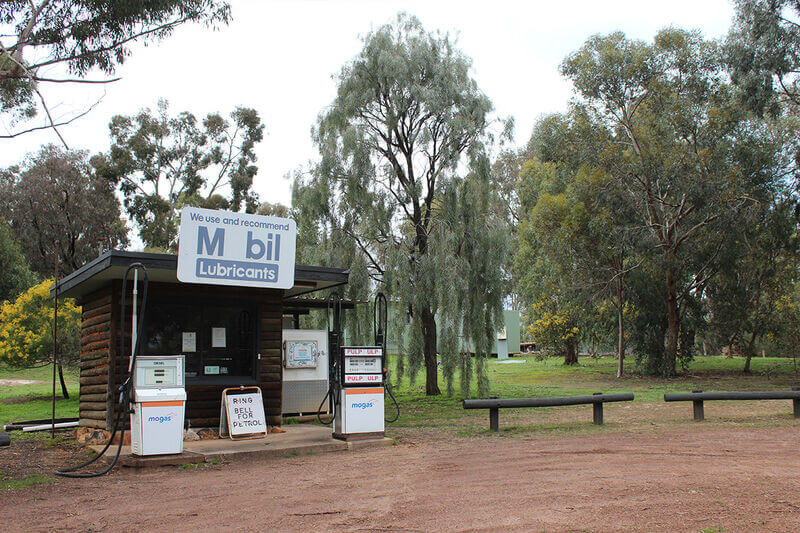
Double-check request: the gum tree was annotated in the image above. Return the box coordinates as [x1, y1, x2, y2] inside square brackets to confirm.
[0, 0, 230, 142]
[561, 29, 758, 375]
[91, 99, 263, 250]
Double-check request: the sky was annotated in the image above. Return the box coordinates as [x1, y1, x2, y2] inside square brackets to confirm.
[1, 0, 736, 210]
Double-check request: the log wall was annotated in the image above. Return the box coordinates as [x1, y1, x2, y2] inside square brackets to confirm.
[77, 281, 284, 430]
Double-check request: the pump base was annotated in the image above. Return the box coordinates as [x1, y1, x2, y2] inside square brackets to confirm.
[332, 431, 384, 441]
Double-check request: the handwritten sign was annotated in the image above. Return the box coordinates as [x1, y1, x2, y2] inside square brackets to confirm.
[219, 387, 267, 439]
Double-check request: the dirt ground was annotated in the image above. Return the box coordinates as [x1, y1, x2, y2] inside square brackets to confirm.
[2, 423, 800, 532]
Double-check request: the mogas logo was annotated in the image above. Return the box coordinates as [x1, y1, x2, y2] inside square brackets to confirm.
[147, 411, 177, 424]
[350, 400, 375, 410]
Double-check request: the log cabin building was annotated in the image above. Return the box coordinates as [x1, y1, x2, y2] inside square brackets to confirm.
[52, 250, 348, 431]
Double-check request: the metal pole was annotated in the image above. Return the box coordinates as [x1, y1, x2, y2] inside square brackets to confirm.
[129, 269, 138, 373]
[51, 244, 58, 439]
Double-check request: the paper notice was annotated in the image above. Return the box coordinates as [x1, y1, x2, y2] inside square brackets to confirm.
[212, 327, 226, 348]
[182, 332, 196, 352]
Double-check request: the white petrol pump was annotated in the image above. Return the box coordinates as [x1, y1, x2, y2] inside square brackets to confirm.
[130, 355, 187, 456]
[333, 346, 385, 440]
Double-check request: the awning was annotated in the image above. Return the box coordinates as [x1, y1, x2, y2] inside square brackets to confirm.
[51, 250, 349, 300]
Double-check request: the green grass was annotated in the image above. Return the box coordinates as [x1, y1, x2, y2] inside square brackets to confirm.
[0, 471, 55, 492]
[0, 363, 79, 426]
[385, 354, 800, 432]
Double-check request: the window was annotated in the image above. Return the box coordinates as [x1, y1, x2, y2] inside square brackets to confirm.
[143, 299, 258, 383]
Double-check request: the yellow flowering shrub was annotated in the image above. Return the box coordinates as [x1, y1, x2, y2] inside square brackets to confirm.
[527, 299, 580, 352]
[0, 280, 81, 367]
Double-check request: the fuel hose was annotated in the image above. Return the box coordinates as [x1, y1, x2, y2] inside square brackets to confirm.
[55, 264, 149, 478]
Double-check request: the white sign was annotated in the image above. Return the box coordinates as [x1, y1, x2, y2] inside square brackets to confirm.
[221, 391, 267, 437]
[177, 207, 297, 289]
[343, 347, 383, 356]
[344, 373, 382, 385]
[211, 327, 226, 348]
[342, 387, 384, 434]
[182, 332, 196, 352]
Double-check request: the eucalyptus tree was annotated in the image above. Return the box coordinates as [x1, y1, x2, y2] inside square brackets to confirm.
[305, 13, 509, 395]
[515, 108, 639, 374]
[561, 29, 760, 375]
[727, 0, 800, 116]
[92, 99, 263, 250]
[0, 144, 129, 276]
[0, 0, 230, 141]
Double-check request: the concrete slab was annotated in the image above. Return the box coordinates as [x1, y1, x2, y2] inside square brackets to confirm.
[90, 424, 393, 468]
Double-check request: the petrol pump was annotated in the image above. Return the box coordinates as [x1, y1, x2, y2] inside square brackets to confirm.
[130, 355, 187, 455]
[332, 346, 385, 439]
[319, 292, 397, 439]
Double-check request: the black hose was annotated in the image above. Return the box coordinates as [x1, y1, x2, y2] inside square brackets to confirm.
[384, 373, 400, 423]
[55, 264, 149, 478]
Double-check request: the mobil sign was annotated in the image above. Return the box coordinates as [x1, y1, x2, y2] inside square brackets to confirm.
[177, 207, 297, 289]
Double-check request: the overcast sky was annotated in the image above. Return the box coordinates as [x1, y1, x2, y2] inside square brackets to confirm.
[1, 0, 735, 209]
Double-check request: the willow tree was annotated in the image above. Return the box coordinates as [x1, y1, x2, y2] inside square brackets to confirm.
[307, 14, 508, 396]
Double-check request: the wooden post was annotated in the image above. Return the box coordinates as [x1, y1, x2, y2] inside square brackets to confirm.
[692, 390, 704, 421]
[489, 407, 499, 432]
[793, 387, 800, 419]
[593, 392, 603, 425]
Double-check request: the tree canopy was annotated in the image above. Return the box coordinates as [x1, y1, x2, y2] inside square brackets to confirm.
[299, 13, 509, 395]
[0, 144, 129, 277]
[0, 0, 230, 138]
[92, 99, 264, 250]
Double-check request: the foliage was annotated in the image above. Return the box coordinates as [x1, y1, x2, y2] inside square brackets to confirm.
[0, 279, 80, 368]
[0, 144, 129, 277]
[92, 99, 264, 249]
[0, 219, 36, 302]
[526, 300, 579, 355]
[558, 29, 776, 375]
[727, 0, 800, 116]
[0, 0, 230, 130]
[301, 13, 509, 396]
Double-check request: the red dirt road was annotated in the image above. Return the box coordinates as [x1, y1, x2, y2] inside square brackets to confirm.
[4, 426, 800, 532]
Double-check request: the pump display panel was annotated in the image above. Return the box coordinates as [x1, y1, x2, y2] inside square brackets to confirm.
[340, 346, 384, 387]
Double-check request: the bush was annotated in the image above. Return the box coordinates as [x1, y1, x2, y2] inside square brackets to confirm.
[0, 280, 80, 367]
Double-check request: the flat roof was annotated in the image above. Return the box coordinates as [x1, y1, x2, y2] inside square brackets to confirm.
[52, 250, 349, 300]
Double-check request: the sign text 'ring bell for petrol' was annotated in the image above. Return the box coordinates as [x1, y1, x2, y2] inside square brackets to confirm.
[177, 206, 297, 289]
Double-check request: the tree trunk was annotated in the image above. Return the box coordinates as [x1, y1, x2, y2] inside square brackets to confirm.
[616, 277, 624, 378]
[57, 359, 69, 399]
[664, 268, 680, 376]
[564, 337, 578, 365]
[420, 306, 441, 395]
[743, 329, 757, 374]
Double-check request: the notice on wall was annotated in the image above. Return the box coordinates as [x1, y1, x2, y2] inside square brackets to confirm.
[182, 332, 196, 352]
[219, 388, 267, 439]
[212, 327, 226, 348]
[284, 340, 317, 369]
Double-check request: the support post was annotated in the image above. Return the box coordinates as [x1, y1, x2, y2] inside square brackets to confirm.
[692, 390, 704, 421]
[593, 392, 603, 425]
[489, 407, 499, 432]
[793, 387, 800, 419]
